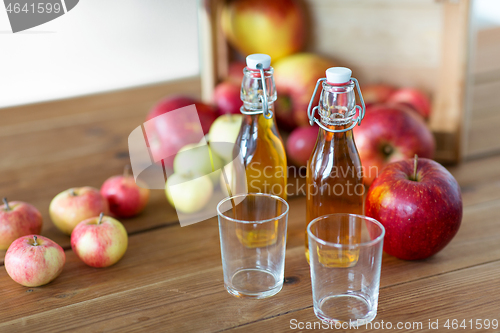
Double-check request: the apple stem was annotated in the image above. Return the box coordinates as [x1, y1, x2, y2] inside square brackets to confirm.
[70, 188, 76, 196]
[98, 212, 104, 225]
[124, 165, 131, 178]
[33, 235, 38, 246]
[383, 145, 393, 155]
[413, 154, 418, 181]
[2, 197, 10, 211]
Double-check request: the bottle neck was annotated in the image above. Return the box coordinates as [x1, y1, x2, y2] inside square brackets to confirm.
[317, 122, 354, 143]
[241, 103, 277, 128]
[241, 67, 277, 113]
[318, 81, 356, 128]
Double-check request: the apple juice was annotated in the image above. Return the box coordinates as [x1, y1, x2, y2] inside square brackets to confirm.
[305, 67, 365, 266]
[232, 54, 287, 248]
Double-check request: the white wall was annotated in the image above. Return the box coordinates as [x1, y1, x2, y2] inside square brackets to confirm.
[0, 0, 199, 108]
[474, 0, 500, 29]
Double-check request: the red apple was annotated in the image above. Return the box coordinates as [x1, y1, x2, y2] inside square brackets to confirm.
[366, 156, 462, 260]
[213, 81, 241, 115]
[0, 198, 43, 250]
[286, 126, 319, 166]
[227, 61, 246, 84]
[100, 166, 150, 218]
[361, 83, 396, 106]
[49, 187, 109, 235]
[221, 0, 305, 62]
[71, 213, 128, 268]
[274, 53, 337, 129]
[146, 95, 218, 134]
[5, 235, 65, 287]
[145, 96, 218, 169]
[353, 104, 435, 185]
[387, 88, 431, 120]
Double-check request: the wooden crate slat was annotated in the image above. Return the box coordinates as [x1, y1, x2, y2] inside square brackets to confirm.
[473, 26, 500, 77]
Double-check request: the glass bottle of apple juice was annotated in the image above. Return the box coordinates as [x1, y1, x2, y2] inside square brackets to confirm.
[305, 67, 366, 266]
[232, 54, 287, 248]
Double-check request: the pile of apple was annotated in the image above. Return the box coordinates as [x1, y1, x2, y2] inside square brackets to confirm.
[1, 168, 150, 287]
[146, 0, 438, 207]
[213, 0, 436, 181]
[140, 0, 462, 260]
[216, 0, 462, 260]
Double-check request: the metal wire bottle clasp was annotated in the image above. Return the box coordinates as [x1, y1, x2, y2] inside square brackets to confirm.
[239, 63, 273, 119]
[307, 78, 365, 133]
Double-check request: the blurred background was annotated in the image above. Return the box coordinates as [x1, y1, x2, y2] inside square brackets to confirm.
[0, 0, 200, 108]
[0, 0, 500, 107]
[1, 0, 499, 165]
[0, 0, 498, 108]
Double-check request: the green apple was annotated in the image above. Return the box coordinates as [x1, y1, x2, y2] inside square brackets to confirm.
[219, 161, 235, 195]
[219, 161, 247, 197]
[165, 173, 213, 214]
[208, 114, 243, 162]
[173, 143, 224, 184]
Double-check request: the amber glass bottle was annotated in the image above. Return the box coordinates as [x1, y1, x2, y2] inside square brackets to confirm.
[233, 54, 287, 248]
[305, 67, 366, 265]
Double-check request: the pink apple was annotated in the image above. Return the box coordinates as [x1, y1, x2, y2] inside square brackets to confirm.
[361, 83, 396, 106]
[353, 104, 435, 185]
[101, 167, 150, 218]
[213, 81, 241, 115]
[145, 96, 218, 169]
[274, 53, 337, 129]
[286, 126, 319, 166]
[0, 198, 43, 250]
[71, 213, 128, 268]
[366, 157, 462, 260]
[5, 235, 65, 287]
[221, 0, 305, 62]
[49, 187, 109, 235]
[387, 88, 431, 120]
[146, 96, 218, 134]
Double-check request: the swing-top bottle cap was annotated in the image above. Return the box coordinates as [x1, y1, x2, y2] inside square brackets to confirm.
[246, 54, 271, 70]
[326, 67, 352, 84]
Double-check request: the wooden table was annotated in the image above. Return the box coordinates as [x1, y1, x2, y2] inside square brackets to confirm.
[1, 79, 499, 332]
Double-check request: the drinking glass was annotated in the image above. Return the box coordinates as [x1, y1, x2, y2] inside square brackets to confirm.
[217, 193, 289, 299]
[307, 213, 385, 326]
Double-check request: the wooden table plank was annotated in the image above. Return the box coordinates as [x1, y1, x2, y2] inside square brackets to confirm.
[229, 261, 500, 333]
[448, 154, 500, 187]
[0, 79, 200, 263]
[0, 78, 200, 128]
[1, 192, 498, 332]
[2, 78, 500, 332]
[1, 149, 499, 265]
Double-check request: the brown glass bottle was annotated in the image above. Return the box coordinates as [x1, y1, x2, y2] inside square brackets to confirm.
[305, 67, 365, 265]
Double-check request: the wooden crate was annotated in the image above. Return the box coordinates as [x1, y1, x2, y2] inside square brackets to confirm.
[463, 25, 500, 159]
[198, 0, 478, 163]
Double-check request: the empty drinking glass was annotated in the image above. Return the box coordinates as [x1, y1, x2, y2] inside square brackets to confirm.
[217, 193, 289, 299]
[307, 213, 385, 326]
